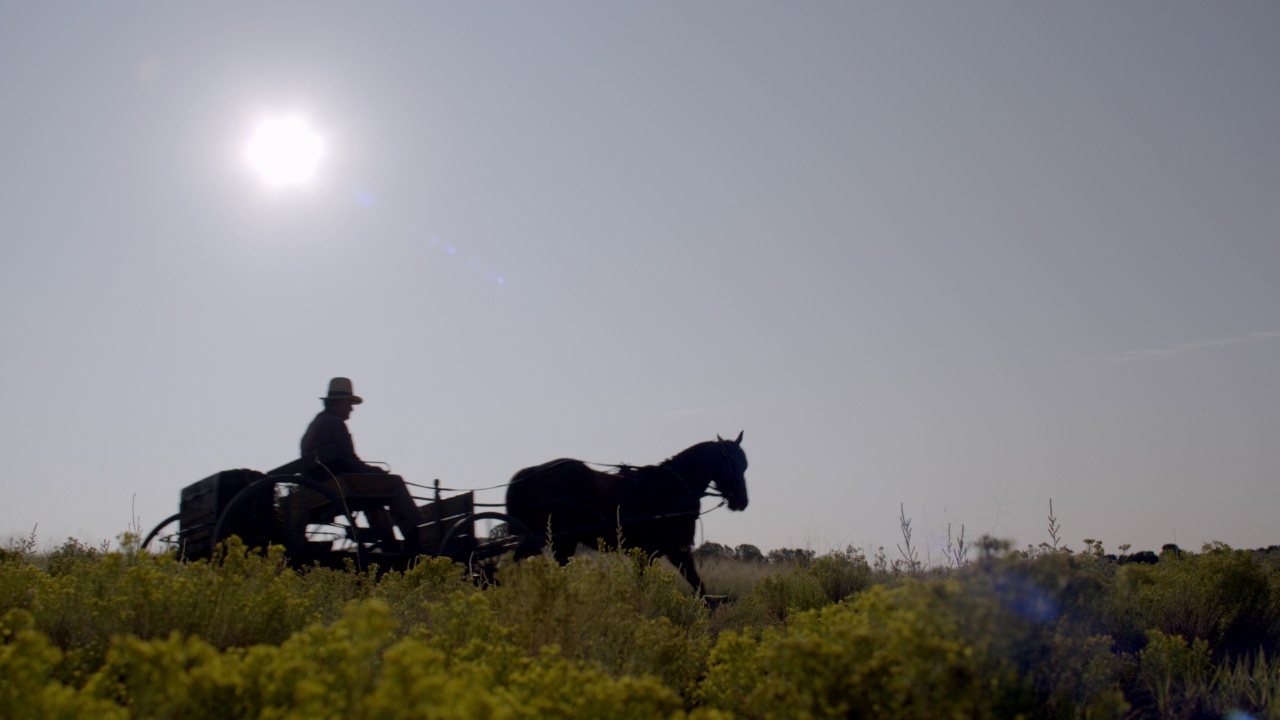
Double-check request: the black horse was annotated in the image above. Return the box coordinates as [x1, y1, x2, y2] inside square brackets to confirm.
[505, 432, 749, 594]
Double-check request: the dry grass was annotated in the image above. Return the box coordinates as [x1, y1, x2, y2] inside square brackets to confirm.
[696, 554, 799, 599]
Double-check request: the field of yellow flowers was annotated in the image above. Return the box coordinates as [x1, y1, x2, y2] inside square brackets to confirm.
[2, 534, 1279, 719]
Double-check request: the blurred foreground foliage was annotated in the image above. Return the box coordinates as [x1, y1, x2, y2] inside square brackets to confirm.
[3, 536, 1280, 718]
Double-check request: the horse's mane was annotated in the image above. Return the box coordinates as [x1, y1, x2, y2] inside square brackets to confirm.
[610, 440, 725, 480]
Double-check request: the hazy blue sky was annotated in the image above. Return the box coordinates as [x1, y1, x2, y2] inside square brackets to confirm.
[2, 2, 1277, 560]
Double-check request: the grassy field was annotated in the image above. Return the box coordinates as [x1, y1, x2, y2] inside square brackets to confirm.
[2, 531, 1279, 719]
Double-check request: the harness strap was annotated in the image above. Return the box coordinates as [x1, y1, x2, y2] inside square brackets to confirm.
[413, 458, 649, 494]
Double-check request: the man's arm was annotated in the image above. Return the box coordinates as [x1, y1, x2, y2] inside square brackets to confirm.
[306, 415, 385, 474]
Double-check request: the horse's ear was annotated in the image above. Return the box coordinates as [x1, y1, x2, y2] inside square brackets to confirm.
[717, 434, 724, 442]
[735, 431, 743, 445]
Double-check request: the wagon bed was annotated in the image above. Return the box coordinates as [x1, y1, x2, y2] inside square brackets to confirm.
[144, 458, 534, 573]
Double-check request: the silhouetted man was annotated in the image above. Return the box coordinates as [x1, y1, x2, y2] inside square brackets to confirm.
[300, 377, 387, 478]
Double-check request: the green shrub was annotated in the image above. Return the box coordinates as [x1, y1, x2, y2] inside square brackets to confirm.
[73, 600, 704, 719]
[696, 551, 786, 601]
[1209, 649, 1280, 719]
[807, 548, 874, 604]
[1113, 543, 1280, 658]
[1137, 630, 1214, 719]
[28, 538, 314, 678]
[1026, 630, 1132, 719]
[486, 550, 710, 695]
[743, 567, 830, 624]
[6, 533, 1280, 718]
[85, 631, 248, 720]
[954, 551, 1134, 718]
[730, 547, 874, 627]
[699, 581, 1035, 719]
[0, 609, 126, 720]
[43, 538, 106, 577]
[0, 552, 44, 615]
[374, 555, 481, 627]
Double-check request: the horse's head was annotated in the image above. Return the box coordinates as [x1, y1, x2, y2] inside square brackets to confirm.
[713, 431, 749, 512]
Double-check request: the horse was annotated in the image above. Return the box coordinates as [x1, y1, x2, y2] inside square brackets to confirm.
[505, 432, 749, 594]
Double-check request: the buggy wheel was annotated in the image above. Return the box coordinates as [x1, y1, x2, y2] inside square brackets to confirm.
[213, 476, 364, 568]
[439, 512, 538, 578]
[141, 513, 182, 556]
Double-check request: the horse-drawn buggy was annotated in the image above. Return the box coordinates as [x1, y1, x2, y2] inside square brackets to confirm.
[142, 456, 537, 574]
[144, 433, 750, 592]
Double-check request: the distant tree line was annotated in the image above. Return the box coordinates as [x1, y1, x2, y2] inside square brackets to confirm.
[693, 542, 815, 564]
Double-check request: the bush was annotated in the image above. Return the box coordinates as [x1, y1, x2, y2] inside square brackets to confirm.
[1137, 629, 1213, 720]
[0, 609, 126, 719]
[952, 553, 1132, 718]
[743, 567, 831, 624]
[72, 600, 704, 719]
[1112, 543, 1280, 658]
[26, 539, 313, 678]
[699, 580, 1036, 719]
[486, 549, 710, 695]
[696, 552, 787, 604]
[723, 547, 876, 628]
[807, 547, 874, 604]
[4, 533, 1280, 718]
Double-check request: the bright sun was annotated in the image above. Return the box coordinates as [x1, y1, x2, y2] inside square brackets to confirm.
[245, 116, 324, 186]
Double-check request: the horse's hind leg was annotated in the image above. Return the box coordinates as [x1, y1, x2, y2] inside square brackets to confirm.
[551, 537, 577, 565]
[665, 547, 705, 596]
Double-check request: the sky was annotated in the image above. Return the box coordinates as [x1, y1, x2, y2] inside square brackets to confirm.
[2, 2, 1277, 562]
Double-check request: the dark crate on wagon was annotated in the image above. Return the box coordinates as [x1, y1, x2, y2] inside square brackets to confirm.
[179, 470, 275, 559]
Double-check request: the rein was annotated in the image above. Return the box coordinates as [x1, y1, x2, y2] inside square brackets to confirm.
[413, 458, 679, 494]
[410, 449, 740, 514]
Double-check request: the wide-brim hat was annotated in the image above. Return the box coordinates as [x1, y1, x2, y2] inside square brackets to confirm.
[321, 377, 363, 404]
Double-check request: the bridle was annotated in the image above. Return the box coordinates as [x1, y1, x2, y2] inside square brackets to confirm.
[672, 440, 744, 508]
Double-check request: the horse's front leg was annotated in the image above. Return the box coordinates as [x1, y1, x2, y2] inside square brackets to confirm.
[664, 547, 705, 596]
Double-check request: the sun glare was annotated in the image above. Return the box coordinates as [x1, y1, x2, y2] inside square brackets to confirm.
[245, 116, 324, 186]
